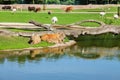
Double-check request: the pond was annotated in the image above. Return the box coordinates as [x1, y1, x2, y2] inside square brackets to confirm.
[0, 38, 120, 80]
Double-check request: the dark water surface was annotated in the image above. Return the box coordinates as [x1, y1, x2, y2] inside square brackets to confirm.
[0, 39, 120, 80]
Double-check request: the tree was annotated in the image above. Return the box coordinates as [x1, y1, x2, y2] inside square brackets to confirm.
[32, 0, 35, 4]
[66, 0, 75, 4]
[60, 0, 75, 4]
[0, 0, 2, 4]
[118, 0, 120, 4]
[47, 0, 60, 4]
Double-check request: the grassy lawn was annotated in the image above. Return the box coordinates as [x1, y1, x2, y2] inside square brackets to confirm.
[0, 35, 54, 50]
[0, 11, 119, 25]
[80, 22, 101, 27]
[0, 35, 70, 50]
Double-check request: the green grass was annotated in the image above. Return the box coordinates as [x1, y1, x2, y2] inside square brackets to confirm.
[80, 22, 101, 27]
[0, 11, 120, 26]
[0, 35, 70, 50]
[0, 7, 120, 50]
[0, 36, 54, 50]
[64, 37, 69, 42]
[47, 8, 64, 12]
[0, 12, 85, 24]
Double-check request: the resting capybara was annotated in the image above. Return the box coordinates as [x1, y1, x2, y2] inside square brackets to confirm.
[28, 34, 41, 44]
[41, 33, 65, 44]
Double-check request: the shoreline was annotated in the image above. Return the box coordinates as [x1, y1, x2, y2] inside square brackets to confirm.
[0, 40, 76, 52]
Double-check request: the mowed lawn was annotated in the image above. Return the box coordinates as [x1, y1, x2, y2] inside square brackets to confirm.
[0, 11, 120, 25]
[0, 35, 54, 50]
[0, 12, 94, 24]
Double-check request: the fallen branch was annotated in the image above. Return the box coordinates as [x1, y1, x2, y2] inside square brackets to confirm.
[29, 20, 55, 31]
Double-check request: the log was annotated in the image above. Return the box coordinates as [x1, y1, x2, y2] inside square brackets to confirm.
[0, 21, 120, 38]
[29, 20, 55, 31]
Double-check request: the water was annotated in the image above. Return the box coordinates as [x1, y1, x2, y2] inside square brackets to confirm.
[0, 41, 120, 80]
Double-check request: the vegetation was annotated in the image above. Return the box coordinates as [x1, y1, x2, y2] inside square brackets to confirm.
[0, 0, 120, 4]
[0, 9, 120, 26]
[0, 35, 71, 50]
[75, 33, 120, 47]
[0, 0, 76, 4]
[80, 22, 101, 27]
[0, 35, 54, 50]
[0, 6, 120, 50]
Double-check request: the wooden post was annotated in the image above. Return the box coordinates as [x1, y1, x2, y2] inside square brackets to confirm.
[118, 7, 120, 16]
[32, 0, 35, 4]
[43, 0, 46, 10]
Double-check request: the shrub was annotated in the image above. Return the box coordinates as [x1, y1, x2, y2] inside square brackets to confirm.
[104, 18, 114, 25]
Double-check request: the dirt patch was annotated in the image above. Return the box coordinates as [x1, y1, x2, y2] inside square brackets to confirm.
[0, 4, 119, 10]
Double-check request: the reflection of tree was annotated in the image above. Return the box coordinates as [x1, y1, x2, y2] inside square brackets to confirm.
[0, 58, 5, 64]
[0, 50, 30, 64]
[0, 45, 120, 64]
[105, 55, 114, 60]
[116, 54, 120, 61]
[73, 52, 100, 59]
[18, 56, 26, 64]
[75, 33, 120, 48]
[28, 47, 66, 61]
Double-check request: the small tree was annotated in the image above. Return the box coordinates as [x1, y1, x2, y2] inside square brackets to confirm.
[117, 0, 120, 4]
[47, 0, 60, 4]
[43, 0, 47, 10]
[32, 0, 35, 4]
[61, 0, 75, 5]
[0, 0, 2, 4]
[66, 0, 75, 4]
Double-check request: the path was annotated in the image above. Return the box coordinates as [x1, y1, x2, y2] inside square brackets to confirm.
[0, 11, 117, 14]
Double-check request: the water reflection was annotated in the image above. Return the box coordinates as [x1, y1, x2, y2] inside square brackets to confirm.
[0, 44, 120, 64]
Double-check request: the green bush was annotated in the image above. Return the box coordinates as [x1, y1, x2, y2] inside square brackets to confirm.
[47, 0, 60, 4]
[61, 0, 75, 5]
[104, 18, 114, 25]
